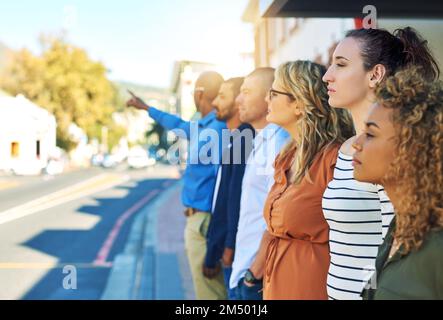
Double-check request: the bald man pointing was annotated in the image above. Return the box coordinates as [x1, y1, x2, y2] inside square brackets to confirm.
[127, 71, 227, 300]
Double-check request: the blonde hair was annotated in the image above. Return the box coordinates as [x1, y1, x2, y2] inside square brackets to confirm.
[376, 67, 443, 254]
[275, 61, 354, 184]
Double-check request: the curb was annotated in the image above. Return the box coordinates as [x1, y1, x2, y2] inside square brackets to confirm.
[101, 180, 184, 300]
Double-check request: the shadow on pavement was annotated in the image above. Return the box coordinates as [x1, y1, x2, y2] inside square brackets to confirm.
[20, 178, 176, 300]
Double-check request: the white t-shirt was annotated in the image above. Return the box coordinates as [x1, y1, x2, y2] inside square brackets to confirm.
[229, 124, 289, 289]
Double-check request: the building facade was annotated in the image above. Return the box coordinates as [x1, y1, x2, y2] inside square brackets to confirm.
[243, 0, 443, 72]
[0, 95, 57, 175]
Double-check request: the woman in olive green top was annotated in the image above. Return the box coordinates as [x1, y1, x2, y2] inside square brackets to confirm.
[352, 67, 443, 300]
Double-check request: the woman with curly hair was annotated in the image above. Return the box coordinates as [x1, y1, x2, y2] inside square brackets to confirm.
[257, 60, 354, 299]
[353, 67, 443, 299]
[321, 27, 440, 300]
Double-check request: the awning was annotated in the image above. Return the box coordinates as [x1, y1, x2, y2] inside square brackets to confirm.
[261, 0, 443, 19]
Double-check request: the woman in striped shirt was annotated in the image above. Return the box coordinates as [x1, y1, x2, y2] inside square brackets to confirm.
[321, 27, 440, 300]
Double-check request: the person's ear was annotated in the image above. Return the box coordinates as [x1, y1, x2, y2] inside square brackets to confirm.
[233, 100, 240, 112]
[368, 64, 386, 89]
[291, 100, 302, 117]
[197, 91, 204, 102]
[194, 91, 203, 109]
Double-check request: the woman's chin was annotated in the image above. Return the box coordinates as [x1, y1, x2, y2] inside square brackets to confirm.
[328, 97, 341, 108]
[354, 170, 377, 184]
[267, 114, 285, 127]
[328, 97, 350, 110]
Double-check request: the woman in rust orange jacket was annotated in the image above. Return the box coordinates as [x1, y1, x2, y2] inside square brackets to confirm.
[260, 60, 354, 299]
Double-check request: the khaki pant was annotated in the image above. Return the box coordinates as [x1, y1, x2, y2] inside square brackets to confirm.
[184, 211, 227, 300]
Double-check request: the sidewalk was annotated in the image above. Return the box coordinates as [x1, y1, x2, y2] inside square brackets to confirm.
[101, 180, 195, 300]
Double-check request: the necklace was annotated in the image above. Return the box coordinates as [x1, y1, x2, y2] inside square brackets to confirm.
[388, 239, 401, 259]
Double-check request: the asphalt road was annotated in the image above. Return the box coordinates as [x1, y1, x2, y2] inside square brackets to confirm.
[0, 164, 179, 300]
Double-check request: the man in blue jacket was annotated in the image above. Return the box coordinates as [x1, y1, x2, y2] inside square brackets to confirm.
[202, 77, 254, 300]
[126, 71, 227, 300]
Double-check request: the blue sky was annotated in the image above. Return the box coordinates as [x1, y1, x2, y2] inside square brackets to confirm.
[0, 0, 253, 88]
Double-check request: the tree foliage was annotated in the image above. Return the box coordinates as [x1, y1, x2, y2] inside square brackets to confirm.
[1, 36, 126, 151]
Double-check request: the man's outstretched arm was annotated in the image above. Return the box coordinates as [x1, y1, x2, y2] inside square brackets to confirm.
[127, 91, 192, 137]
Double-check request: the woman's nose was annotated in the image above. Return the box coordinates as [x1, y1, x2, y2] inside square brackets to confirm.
[352, 134, 364, 151]
[322, 66, 333, 83]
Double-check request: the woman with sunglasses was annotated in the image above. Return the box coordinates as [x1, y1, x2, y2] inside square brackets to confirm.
[321, 27, 440, 300]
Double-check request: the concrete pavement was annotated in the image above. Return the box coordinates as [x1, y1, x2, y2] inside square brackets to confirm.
[101, 180, 195, 300]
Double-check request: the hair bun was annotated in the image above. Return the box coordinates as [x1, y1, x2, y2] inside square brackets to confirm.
[394, 27, 440, 80]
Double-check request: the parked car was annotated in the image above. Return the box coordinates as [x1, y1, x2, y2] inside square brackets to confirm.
[91, 153, 105, 167]
[127, 148, 156, 169]
[44, 158, 65, 175]
[102, 154, 119, 168]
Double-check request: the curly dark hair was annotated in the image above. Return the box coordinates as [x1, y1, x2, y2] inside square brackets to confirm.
[375, 66, 443, 254]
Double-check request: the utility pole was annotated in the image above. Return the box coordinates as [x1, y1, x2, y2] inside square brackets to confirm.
[101, 126, 108, 153]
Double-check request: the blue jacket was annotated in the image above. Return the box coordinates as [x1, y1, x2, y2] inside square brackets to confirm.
[204, 123, 255, 268]
[148, 107, 226, 212]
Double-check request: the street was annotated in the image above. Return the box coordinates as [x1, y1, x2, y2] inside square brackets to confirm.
[0, 164, 180, 300]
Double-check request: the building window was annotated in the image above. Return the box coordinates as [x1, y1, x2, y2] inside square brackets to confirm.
[11, 142, 19, 158]
[258, 21, 269, 66]
[266, 18, 275, 55]
[289, 18, 298, 34]
[36, 140, 41, 159]
[278, 19, 286, 44]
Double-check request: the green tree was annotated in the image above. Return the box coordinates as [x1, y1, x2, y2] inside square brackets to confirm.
[0, 36, 126, 151]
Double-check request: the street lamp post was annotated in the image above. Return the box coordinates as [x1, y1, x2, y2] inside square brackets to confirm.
[101, 126, 108, 153]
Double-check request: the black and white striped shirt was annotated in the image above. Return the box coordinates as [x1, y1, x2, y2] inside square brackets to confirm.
[322, 151, 395, 300]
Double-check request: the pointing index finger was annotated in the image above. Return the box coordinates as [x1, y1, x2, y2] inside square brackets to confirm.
[127, 89, 137, 98]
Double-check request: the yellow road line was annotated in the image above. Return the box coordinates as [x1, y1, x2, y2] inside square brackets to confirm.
[0, 181, 19, 191]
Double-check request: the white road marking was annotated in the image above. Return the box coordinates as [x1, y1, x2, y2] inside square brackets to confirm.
[0, 173, 130, 226]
